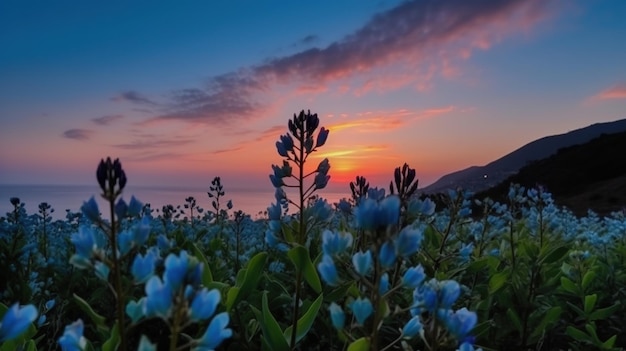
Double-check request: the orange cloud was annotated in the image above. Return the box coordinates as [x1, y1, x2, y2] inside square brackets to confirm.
[327, 106, 456, 133]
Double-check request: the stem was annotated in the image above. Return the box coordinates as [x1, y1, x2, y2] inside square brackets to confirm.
[109, 195, 128, 351]
[290, 129, 306, 350]
[169, 294, 184, 351]
[370, 255, 381, 351]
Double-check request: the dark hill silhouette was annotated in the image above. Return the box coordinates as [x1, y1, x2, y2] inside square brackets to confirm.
[475, 130, 626, 216]
[421, 118, 626, 194]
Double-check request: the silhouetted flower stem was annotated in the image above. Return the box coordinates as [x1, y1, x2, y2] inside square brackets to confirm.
[98, 157, 128, 351]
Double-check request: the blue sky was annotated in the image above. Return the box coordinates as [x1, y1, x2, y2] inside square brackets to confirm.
[1, 0, 625, 191]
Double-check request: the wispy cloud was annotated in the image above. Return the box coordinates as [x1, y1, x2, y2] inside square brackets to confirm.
[125, 152, 185, 162]
[62, 129, 94, 141]
[328, 106, 456, 132]
[113, 138, 194, 150]
[591, 82, 626, 101]
[128, 0, 555, 125]
[92, 114, 124, 126]
[212, 146, 244, 154]
[111, 91, 159, 106]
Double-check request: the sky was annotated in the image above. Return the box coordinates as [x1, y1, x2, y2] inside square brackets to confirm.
[1, 0, 626, 194]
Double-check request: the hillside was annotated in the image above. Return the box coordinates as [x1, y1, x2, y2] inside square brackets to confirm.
[421, 118, 626, 194]
[475, 130, 626, 216]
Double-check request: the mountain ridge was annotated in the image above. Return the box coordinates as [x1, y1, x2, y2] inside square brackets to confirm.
[421, 118, 626, 194]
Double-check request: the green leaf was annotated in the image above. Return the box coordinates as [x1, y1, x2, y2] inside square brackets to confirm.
[602, 335, 617, 349]
[561, 262, 573, 276]
[539, 245, 569, 265]
[186, 242, 213, 284]
[584, 294, 598, 315]
[288, 246, 322, 293]
[466, 257, 490, 273]
[24, 340, 36, 351]
[259, 292, 289, 351]
[347, 337, 371, 351]
[488, 272, 508, 294]
[582, 270, 596, 291]
[560, 277, 579, 295]
[506, 308, 522, 333]
[102, 321, 120, 351]
[226, 252, 267, 311]
[589, 302, 621, 321]
[530, 306, 562, 341]
[585, 323, 602, 345]
[566, 326, 591, 343]
[283, 293, 323, 344]
[73, 294, 109, 333]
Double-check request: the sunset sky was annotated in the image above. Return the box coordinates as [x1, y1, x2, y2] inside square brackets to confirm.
[1, 0, 625, 193]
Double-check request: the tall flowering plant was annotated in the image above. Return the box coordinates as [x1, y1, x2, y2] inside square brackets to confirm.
[262, 110, 330, 350]
[317, 186, 481, 351]
[60, 158, 232, 351]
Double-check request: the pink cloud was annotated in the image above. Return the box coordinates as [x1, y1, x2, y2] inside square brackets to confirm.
[592, 82, 626, 100]
[126, 0, 557, 125]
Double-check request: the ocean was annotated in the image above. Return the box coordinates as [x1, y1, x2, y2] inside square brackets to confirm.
[0, 184, 350, 220]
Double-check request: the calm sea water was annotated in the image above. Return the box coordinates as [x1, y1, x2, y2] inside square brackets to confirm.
[0, 184, 350, 220]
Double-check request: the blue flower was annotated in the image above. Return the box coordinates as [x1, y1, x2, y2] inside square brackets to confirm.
[189, 288, 220, 322]
[352, 250, 373, 276]
[379, 240, 396, 268]
[126, 299, 145, 323]
[58, 319, 87, 351]
[321, 230, 353, 256]
[197, 312, 232, 350]
[443, 308, 477, 341]
[350, 298, 373, 326]
[45, 299, 56, 311]
[402, 316, 423, 339]
[413, 280, 438, 314]
[117, 230, 134, 256]
[403, 265, 426, 288]
[395, 226, 423, 258]
[137, 335, 156, 351]
[440, 280, 461, 309]
[132, 216, 151, 247]
[265, 229, 281, 248]
[459, 243, 473, 261]
[379, 273, 390, 295]
[337, 199, 352, 215]
[164, 251, 190, 291]
[128, 196, 143, 217]
[314, 172, 330, 190]
[276, 140, 289, 157]
[80, 196, 100, 222]
[328, 302, 345, 330]
[317, 254, 339, 286]
[115, 198, 128, 219]
[316, 127, 329, 147]
[157, 234, 171, 251]
[354, 196, 400, 231]
[269, 174, 284, 188]
[408, 197, 436, 216]
[94, 261, 110, 281]
[70, 226, 95, 260]
[268, 202, 281, 220]
[457, 341, 481, 351]
[131, 251, 157, 284]
[0, 303, 38, 342]
[143, 276, 172, 318]
[317, 158, 330, 174]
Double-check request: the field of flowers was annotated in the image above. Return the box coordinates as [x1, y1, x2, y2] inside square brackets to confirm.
[1, 111, 625, 351]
